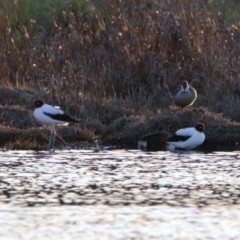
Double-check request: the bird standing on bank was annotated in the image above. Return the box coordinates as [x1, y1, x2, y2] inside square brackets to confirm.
[166, 123, 205, 151]
[33, 99, 78, 153]
[173, 81, 197, 110]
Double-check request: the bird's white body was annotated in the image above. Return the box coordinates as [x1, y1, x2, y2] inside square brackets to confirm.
[34, 103, 68, 125]
[33, 99, 78, 153]
[166, 127, 205, 150]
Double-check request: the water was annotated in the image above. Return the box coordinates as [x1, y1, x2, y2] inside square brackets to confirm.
[1, 149, 240, 239]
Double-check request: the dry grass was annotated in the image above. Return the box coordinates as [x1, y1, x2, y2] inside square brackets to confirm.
[1, 0, 240, 149]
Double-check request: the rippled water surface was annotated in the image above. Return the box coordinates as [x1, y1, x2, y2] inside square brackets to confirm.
[1, 149, 240, 239]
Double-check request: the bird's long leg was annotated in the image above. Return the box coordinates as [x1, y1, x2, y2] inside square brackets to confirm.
[49, 125, 56, 153]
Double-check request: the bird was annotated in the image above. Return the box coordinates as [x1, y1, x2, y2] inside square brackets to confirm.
[173, 81, 197, 110]
[33, 99, 78, 152]
[137, 126, 171, 151]
[166, 123, 205, 151]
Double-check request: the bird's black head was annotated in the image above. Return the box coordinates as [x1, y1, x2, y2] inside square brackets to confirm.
[34, 99, 44, 108]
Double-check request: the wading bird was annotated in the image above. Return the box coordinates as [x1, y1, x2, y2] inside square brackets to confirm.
[34, 99, 78, 153]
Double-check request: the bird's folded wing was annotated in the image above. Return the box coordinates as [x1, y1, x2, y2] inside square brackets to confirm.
[167, 134, 191, 142]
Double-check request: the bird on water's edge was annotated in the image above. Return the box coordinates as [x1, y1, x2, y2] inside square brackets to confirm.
[137, 126, 171, 151]
[166, 123, 205, 151]
[33, 99, 79, 153]
[137, 123, 205, 151]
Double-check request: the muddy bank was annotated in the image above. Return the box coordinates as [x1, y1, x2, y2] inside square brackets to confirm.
[0, 88, 240, 151]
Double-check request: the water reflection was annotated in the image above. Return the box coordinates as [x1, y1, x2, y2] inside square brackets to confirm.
[0, 149, 240, 239]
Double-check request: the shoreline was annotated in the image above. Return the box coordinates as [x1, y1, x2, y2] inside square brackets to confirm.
[1, 103, 240, 151]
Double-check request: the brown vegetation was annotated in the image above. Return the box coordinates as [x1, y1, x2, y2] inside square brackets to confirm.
[1, 0, 240, 150]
